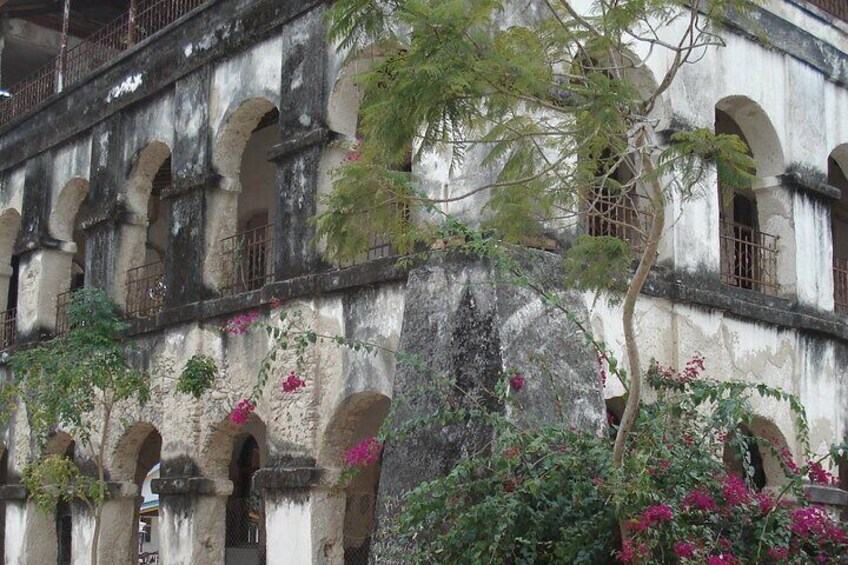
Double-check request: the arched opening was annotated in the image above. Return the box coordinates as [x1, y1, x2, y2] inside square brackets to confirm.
[584, 150, 646, 250]
[49, 179, 90, 335]
[322, 392, 391, 564]
[325, 52, 411, 266]
[223, 417, 267, 565]
[723, 419, 788, 490]
[210, 99, 280, 296]
[715, 101, 781, 295]
[43, 433, 75, 565]
[102, 422, 162, 565]
[828, 149, 848, 314]
[0, 209, 21, 349]
[134, 429, 162, 563]
[119, 142, 171, 318]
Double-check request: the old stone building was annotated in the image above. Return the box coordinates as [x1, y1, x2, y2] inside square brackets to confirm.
[0, 0, 845, 564]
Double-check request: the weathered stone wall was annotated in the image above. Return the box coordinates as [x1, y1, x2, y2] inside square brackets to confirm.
[0, 0, 845, 563]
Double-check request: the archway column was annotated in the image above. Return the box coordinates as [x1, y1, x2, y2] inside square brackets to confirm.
[16, 243, 76, 337]
[0, 263, 13, 312]
[152, 477, 231, 565]
[95, 482, 140, 565]
[256, 465, 345, 565]
[753, 177, 797, 299]
[0, 484, 58, 565]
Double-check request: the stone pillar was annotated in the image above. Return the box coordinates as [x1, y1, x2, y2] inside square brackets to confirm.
[112, 219, 147, 311]
[95, 482, 140, 565]
[152, 477, 232, 565]
[753, 177, 796, 299]
[0, 485, 57, 565]
[170, 66, 214, 304]
[255, 466, 344, 565]
[15, 243, 75, 337]
[273, 8, 329, 280]
[0, 262, 12, 311]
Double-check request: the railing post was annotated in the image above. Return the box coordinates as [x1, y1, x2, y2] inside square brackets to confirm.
[56, 0, 71, 93]
[128, 0, 138, 46]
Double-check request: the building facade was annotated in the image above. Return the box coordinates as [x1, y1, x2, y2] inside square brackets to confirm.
[0, 0, 845, 564]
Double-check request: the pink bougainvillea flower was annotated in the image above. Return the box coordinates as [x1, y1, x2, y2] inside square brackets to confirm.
[345, 437, 382, 467]
[683, 489, 717, 512]
[230, 398, 256, 424]
[721, 475, 750, 505]
[674, 542, 696, 559]
[224, 310, 261, 335]
[281, 371, 306, 393]
[807, 461, 836, 486]
[509, 372, 526, 391]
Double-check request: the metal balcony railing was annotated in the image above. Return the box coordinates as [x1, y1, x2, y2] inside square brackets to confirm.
[834, 257, 848, 315]
[139, 552, 160, 565]
[126, 261, 166, 319]
[220, 224, 274, 296]
[720, 220, 780, 295]
[584, 190, 651, 251]
[0, 308, 15, 350]
[0, 0, 209, 127]
[55, 290, 72, 336]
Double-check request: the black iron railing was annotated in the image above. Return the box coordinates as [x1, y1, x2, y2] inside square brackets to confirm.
[126, 261, 166, 318]
[220, 224, 274, 296]
[719, 220, 780, 295]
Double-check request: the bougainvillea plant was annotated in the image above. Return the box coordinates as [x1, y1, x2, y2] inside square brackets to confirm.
[369, 356, 848, 564]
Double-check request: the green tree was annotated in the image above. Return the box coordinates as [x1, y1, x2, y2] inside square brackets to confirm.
[7, 288, 150, 565]
[319, 0, 757, 472]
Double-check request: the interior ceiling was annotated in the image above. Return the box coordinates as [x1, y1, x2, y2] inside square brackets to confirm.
[0, 0, 130, 36]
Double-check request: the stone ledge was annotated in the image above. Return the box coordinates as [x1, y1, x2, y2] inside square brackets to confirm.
[804, 484, 848, 506]
[0, 484, 27, 501]
[151, 477, 233, 496]
[643, 269, 848, 344]
[253, 467, 326, 490]
[267, 126, 327, 162]
[125, 256, 406, 337]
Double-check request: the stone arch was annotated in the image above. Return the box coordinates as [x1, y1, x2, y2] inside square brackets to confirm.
[715, 96, 785, 178]
[202, 413, 268, 480]
[114, 141, 171, 313]
[109, 421, 162, 483]
[723, 417, 790, 490]
[212, 97, 277, 191]
[207, 97, 280, 294]
[48, 178, 89, 243]
[322, 391, 390, 563]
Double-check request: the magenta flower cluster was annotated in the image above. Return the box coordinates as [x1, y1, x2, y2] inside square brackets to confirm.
[281, 371, 306, 393]
[224, 311, 260, 335]
[509, 372, 525, 391]
[631, 504, 673, 533]
[345, 437, 382, 467]
[230, 398, 256, 424]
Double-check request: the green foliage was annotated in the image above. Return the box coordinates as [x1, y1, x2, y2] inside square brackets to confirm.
[319, 0, 760, 271]
[8, 288, 149, 445]
[176, 354, 219, 399]
[21, 454, 102, 513]
[563, 234, 634, 297]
